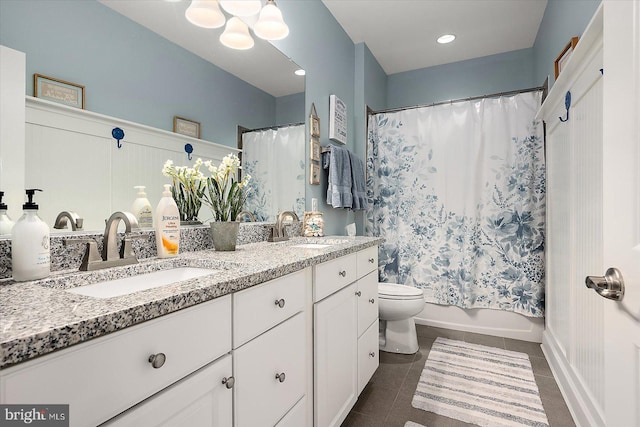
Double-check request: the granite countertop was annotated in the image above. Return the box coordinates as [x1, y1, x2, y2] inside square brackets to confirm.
[0, 236, 382, 369]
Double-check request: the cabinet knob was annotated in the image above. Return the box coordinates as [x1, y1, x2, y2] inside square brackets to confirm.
[222, 376, 235, 389]
[274, 298, 286, 308]
[355, 291, 362, 297]
[369, 352, 375, 358]
[338, 270, 346, 277]
[369, 298, 375, 304]
[275, 372, 286, 383]
[368, 258, 375, 263]
[148, 353, 166, 369]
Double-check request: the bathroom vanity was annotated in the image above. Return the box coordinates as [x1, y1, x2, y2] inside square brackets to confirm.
[0, 236, 381, 427]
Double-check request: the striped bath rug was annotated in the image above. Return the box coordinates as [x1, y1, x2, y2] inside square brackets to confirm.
[412, 337, 549, 427]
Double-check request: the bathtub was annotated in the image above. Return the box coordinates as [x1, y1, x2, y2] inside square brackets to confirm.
[414, 302, 543, 343]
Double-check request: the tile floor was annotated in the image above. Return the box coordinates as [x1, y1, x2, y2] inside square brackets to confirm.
[342, 324, 575, 427]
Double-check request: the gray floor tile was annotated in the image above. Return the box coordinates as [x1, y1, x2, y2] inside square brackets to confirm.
[535, 373, 564, 400]
[369, 362, 412, 389]
[505, 338, 545, 357]
[415, 325, 465, 341]
[530, 355, 553, 377]
[341, 410, 387, 427]
[351, 383, 398, 418]
[384, 391, 459, 427]
[540, 395, 576, 427]
[463, 332, 506, 348]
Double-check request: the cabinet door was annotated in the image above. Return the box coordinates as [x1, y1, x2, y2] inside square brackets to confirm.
[358, 321, 380, 395]
[234, 312, 306, 427]
[357, 270, 378, 338]
[104, 354, 233, 427]
[314, 283, 358, 427]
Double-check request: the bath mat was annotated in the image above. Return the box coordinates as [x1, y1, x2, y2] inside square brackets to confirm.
[404, 422, 425, 427]
[412, 337, 549, 427]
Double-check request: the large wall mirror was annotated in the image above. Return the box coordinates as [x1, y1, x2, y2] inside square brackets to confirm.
[0, 0, 305, 235]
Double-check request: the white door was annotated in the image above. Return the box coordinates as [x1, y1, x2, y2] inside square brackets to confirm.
[600, 1, 640, 426]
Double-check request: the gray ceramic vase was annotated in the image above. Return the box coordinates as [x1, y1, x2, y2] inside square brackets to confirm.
[210, 221, 239, 251]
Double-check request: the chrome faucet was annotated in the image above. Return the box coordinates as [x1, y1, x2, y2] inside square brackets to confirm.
[53, 211, 84, 231]
[268, 211, 299, 242]
[236, 210, 256, 222]
[64, 211, 145, 271]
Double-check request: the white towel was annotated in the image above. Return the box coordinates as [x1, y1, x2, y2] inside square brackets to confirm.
[349, 152, 367, 210]
[323, 145, 353, 208]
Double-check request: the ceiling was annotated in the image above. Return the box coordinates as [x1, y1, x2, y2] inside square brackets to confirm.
[322, 0, 548, 75]
[99, 0, 304, 97]
[100, 0, 548, 95]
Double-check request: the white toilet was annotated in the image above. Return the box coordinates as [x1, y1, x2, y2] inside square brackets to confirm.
[378, 282, 425, 354]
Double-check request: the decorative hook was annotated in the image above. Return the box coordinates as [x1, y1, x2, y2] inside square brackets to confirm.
[112, 127, 125, 149]
[600, 68, 604, 75]
[184, 143, 193, 161]
[559, 91, 571, 122]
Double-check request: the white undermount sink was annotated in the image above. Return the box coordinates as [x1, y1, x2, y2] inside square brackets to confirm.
[66, 267, 218, 299]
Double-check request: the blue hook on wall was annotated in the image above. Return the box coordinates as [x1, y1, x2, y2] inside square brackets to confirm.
[184, 143, 193, 161]
[559, 91, 571, 122]
[112, 127, 125, 148]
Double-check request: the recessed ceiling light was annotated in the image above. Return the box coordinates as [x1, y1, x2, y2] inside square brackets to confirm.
[437, 34, 456, 44]
[294, 69, 306, 76]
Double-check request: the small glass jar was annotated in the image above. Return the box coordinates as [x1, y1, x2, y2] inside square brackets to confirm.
[303, 212, 324, 237]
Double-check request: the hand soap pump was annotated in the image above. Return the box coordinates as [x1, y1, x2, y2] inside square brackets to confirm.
[0, 191, 14, 235]
[11, 189, 50, 281]
[155, 184, 180, 258]
[132, 185, 153, 228]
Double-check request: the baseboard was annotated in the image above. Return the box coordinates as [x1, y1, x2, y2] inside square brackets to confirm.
[542, 330, 605, 427]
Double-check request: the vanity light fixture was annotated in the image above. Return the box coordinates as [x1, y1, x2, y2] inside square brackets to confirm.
[219, 0, 262, 17]
[220, 17, 255, 50]
[185, 0, 289, 50]
[437, 34, 456, 44]
[253, 0, 289, 40]
[185, 0, 226, 28]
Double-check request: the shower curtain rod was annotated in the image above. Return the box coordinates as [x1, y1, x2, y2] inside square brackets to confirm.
[371, 85, 546, 115]
[244, 121, 304, 133]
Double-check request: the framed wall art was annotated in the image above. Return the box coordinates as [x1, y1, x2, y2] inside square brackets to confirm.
[310, 103, 320, 138]
[310, 137, 321, 161]
[34, 73, 85, 109]
[173, 116, 201, 139]
[554, 37, 579, 79]
[329, 94, 347, 144]
[310, 163, 320, 185]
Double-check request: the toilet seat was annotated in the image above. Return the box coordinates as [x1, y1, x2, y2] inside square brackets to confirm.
[378, 283, 423, 300]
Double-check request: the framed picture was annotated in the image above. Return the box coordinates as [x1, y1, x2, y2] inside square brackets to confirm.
[34, 74, 85, 109]
[173, 116, 201, 139]
[310, 163, 320, 185]
[554, 37, 579, 79]
[329, 94, 347, 144]
[310, 102, 320, 138]
[310, 137, 321, 161]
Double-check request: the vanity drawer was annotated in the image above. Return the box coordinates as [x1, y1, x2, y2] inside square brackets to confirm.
[356, 246, 378, 278]
[234, 312, 306, 427]
[276, 396, 307, 427]
[314, 253, 357, 302]
[0, 295, 232, 427]
[233, 269, 307, 348]
[357, 320, 380, 395]
[357, 270, 379, 337]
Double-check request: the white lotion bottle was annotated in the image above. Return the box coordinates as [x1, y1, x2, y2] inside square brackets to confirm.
[0, 191, 14, 235]
[155, 184, 180, 258]
[11, 189, 50, 281]
[132, 185, 153, 228]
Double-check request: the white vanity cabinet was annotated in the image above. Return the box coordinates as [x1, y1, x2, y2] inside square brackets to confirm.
[313, 246, 379, 427]
[232, 268, 312, 427]
[0, 295, 233, 427]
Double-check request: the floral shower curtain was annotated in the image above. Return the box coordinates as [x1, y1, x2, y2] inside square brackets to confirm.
[242, 124, 305, 222]
[366, 91, 545, 317]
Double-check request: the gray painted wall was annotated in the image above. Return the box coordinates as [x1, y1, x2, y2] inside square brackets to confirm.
[0, 0, 276, 147]
[275, 92, 305, 126]
[532, 0, 601, 87]
[386, 48, 535, 109]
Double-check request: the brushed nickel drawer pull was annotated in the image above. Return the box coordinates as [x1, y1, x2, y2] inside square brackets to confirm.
[369, 352, 375, 358]
[338, 270, 346, 277]
[222, 376, 235, 389]
[355, 291, 362, 297]
[275, 298, 286, 308]
[275, 372, 286, 383]
[369, 298, 375, 304]
[148, 353, 166, 369]
[368, 258, 375, 263]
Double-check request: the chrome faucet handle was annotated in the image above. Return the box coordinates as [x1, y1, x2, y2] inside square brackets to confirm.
[64, 238, 101, 271]
[54, 211, 84, 231]
[102, 211, 140, 261]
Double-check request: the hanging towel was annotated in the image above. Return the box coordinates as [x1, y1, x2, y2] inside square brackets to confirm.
[349, 152, 368, 210]
[323, 145, 353, 208]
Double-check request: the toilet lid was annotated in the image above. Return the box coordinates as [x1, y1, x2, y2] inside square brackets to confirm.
[378, 282, 424, 299]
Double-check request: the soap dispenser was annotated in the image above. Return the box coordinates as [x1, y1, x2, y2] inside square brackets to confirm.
[11, 189, 50, 281]
[132, 185, 153, 228]
[0, 191, 14, 235]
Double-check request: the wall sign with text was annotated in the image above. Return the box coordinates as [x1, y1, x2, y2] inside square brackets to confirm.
[329, 94, 347, 145]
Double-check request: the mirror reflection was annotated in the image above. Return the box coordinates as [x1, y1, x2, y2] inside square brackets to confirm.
[0, 0, 305, 235]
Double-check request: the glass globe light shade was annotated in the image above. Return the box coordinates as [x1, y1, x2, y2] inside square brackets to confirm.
[185, 0, 226, 29]
[220, 17, 255, 50]
[253, 0, 289, 40]
[219, 1, 262, 17]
